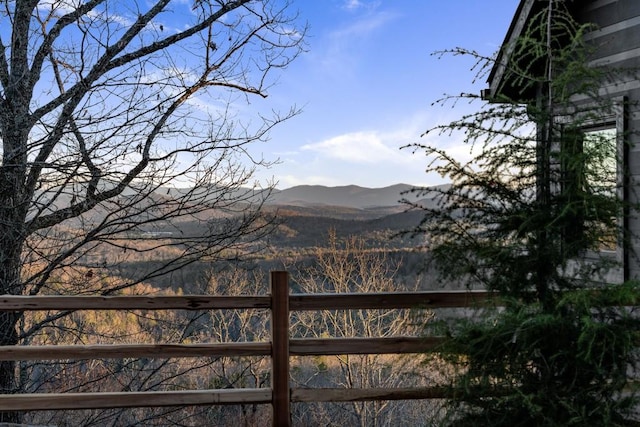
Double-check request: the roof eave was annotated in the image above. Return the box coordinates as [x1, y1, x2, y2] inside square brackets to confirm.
[485, 0, 537, 102]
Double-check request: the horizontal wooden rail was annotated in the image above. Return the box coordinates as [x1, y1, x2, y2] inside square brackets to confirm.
[292, 387, 454, 402]
[0, 388, 454, 411]
[293, 382, 640, 403]
[0, 291, 490, 311]
[0, 337, 444, 361]
[1, 290, 631, 312]
[0, 343, 272, 361]
[0, 295, 271, 311]
[0, 389, 272, 411]
[290, 290, 490, 310]
[289, 336, 444, 355]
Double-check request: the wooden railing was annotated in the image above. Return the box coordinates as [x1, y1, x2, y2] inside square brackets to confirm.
[0, 271, 490, 426]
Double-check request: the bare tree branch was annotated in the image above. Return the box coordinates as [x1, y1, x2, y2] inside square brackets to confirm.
[0, 1, 306, 422]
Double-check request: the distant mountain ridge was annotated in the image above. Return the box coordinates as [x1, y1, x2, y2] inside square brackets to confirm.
[267, 183, 423, 209]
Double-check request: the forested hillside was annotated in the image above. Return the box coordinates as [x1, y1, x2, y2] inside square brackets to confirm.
[66, 184, 434, 291]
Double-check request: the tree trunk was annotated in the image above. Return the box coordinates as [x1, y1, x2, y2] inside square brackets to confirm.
[0, 222, 24, 423]
[0, 166, 27, 424]
[0, 308, 21, 423]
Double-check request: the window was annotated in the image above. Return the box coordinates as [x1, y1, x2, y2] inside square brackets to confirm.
[560, 123, 619, 251]
[582, 126, 617, 199]
[557, 97, 626, 282]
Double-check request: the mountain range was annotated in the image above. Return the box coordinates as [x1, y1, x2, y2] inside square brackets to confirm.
[266, 183, 418, 209]
[258, 183, 445, 249]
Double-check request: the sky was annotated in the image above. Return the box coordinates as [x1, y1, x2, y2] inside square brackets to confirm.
[249, 0, 521, 189]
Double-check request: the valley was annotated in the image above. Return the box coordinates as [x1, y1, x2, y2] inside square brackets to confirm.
[73, 183, 438, 292]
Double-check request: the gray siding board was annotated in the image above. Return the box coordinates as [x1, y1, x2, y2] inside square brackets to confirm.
[627, 152, 640, 170]
[625, 74, 640, 279]
[581, 0, 640, 72]
[581, 0, 640, 29]
[591, 47, 640, 68]
[588, 25, 640, 61]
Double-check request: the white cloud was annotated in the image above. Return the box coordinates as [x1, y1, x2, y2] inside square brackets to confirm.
[36, 0, 82, 15]
[343, 0, 363, 11]
[298, 109, 441, 165]
[301, 131, 400, 164]
[314, 8, 396, 77]
[342, 0, 382, 12]
[36, 0, 134, 28]
[330, 11, 393, 43]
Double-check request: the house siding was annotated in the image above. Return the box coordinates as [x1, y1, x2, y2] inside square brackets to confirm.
[578, 0, 640, 279]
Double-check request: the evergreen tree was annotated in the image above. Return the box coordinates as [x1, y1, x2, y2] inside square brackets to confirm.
[408, 3, 640, 425]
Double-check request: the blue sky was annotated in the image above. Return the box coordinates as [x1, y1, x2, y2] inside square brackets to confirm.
[250, 0, 520, 189]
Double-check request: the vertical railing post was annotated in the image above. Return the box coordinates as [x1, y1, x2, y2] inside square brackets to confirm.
[270, 271, 290, 427]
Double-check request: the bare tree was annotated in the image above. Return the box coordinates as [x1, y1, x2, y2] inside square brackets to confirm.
[0, 0, 305, 421]
[199, 267, 272, 426]
[289, 232, 436, 427]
